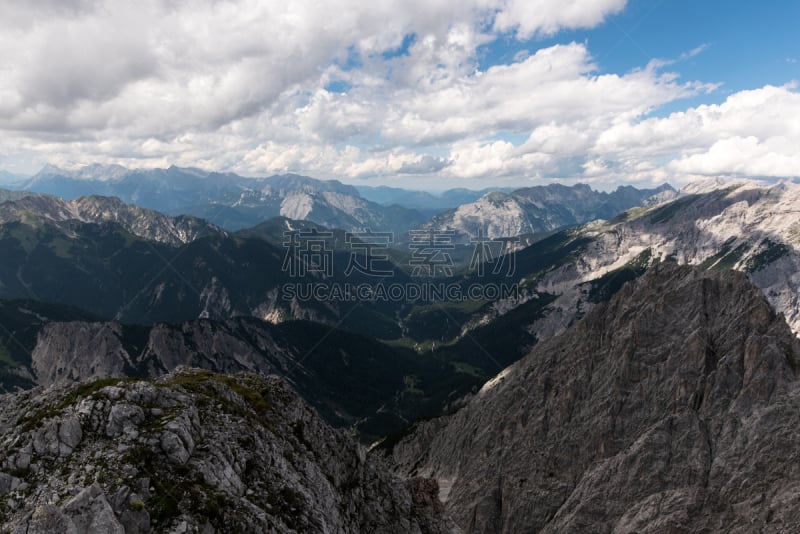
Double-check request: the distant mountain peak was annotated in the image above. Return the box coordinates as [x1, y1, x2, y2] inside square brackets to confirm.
[36, 163, 68, 175]
[165, 164, 212, 178]
[679, 176, 737, 195]
[33, 163, 131, 181]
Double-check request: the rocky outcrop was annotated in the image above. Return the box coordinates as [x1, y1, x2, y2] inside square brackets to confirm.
[390, 264, 800, 533]
[29, 320, 285, 388]
[0, 368, 453, 533]
[30, 322, 134, 387]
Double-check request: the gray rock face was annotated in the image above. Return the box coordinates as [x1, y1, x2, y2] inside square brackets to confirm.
[29, 320, 284, 388]
[31, 322, 133, 387]
[0, 369, 452, 533]
[62, 484, 125, 534]
[390, 264, 800, 533]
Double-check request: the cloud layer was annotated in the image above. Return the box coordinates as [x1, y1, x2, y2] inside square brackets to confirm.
[0, 0, 797, 187]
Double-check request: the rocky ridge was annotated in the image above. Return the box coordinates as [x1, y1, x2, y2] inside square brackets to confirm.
[0, 193, 225, 246]
[390, 264, 800, 533]
[548, 180, 800, 336]
[0, 368, 451, 533]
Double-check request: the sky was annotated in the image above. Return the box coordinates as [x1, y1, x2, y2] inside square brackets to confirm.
[0, 0, 798, 190]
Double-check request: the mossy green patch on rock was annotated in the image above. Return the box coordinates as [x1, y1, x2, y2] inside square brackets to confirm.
[160, 369, 271, 415]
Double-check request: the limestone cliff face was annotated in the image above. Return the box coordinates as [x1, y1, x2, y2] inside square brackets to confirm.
[30, 322, 133, 387]
[0, 369, 452, 533]
[390, 264, 800, 533]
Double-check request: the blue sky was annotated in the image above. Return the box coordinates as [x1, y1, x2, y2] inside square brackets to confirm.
[479, 0, 799, 110]
[0, 0, 798, 189]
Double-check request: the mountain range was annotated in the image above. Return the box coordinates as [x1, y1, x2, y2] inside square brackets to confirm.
[17, 165, 428, 233]
[1, 178, 798, 438]
[356, 185, 515, 214]
[12, 165, 677, 239]
[523, 179, 800, 338]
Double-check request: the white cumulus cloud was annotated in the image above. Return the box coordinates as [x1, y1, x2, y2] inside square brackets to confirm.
[0, 0, 797, 190]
